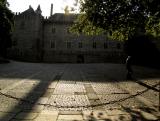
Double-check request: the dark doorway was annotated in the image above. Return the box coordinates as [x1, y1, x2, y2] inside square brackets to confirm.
[77, 55, 84, 63]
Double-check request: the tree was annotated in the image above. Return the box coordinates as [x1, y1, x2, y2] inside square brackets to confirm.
[71, 0, 160, 40]
[70, 0, 160, 68]
[0, 0, 14, 59]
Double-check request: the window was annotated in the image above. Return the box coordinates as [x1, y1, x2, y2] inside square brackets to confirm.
[51, 40, 55, 48]
[93, 42, 96, 49]
[20, 21, 25, 29]
[104, 42, 108, 49]
[117, 43, 121, 49]
[67, 42, 71, 49]
[12, 39, 17, 46]
[78, 42, 82, 48]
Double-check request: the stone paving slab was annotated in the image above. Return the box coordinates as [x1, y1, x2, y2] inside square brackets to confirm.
[58, 114, 83, 120]
[0, 79, 21, 91]
[9, 80, 40, 93]
[59, 111, 82, 115]
[47, 95, 90, 107]
[0, 112, 16, 121]
[92, 83, 126, 95]
[43, 88, 55, 97]
[53, 84, 85, 95]
[33, 110, 58, 121]
[0, 95, 20, 113]
[14, 112, 39, 120]
[48, 82, 58, 89]
[34, 114, 58, 121]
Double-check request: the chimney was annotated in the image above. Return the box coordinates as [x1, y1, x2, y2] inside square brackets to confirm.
[50, 4, 53, 16]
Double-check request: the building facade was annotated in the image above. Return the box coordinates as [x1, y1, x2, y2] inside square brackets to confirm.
[8, 5, 125, 63]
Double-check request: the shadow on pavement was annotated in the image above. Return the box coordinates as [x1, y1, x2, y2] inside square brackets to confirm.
[0, 62, 64, 121]
[0, 62, 159, 120]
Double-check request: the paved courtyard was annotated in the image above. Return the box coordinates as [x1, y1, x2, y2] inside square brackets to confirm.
[0, 61, 159, 121]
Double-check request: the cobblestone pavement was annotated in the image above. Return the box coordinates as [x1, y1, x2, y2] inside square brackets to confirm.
[0, 61, 159, 121]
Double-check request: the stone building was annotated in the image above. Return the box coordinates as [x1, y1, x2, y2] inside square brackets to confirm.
[8, 5, 124, 63]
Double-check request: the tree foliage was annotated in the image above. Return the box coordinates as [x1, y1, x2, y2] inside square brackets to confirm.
[70, 14, 105, 36]
[71, 0, 160, 40]
[0, 0, 14, 57]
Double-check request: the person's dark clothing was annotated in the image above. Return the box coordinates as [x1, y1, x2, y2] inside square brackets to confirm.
[126, 56, 133, 79]
[124, 35, 160, 68]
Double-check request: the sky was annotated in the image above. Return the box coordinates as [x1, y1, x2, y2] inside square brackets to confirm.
[7, 0, 80, 16]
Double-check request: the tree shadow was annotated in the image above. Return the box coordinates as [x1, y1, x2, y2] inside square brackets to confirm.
[0, 62, 65, 120]
[122, 106, 159, 121]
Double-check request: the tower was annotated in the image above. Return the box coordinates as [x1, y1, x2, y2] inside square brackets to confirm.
[36, 5, 42, 14]
[50, 4, 53, 16]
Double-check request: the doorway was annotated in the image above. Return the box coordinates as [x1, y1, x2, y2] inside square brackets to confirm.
[77, 55, 84, 63]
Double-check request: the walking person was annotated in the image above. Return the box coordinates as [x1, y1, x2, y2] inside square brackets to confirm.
[126, 56, 133, 80]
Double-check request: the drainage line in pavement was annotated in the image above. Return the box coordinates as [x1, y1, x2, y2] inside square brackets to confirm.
[0, 83, 158, 109]
[135, 80, 159, 92]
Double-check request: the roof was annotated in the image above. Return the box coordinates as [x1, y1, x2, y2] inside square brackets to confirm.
[21, 5, 36, 15]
